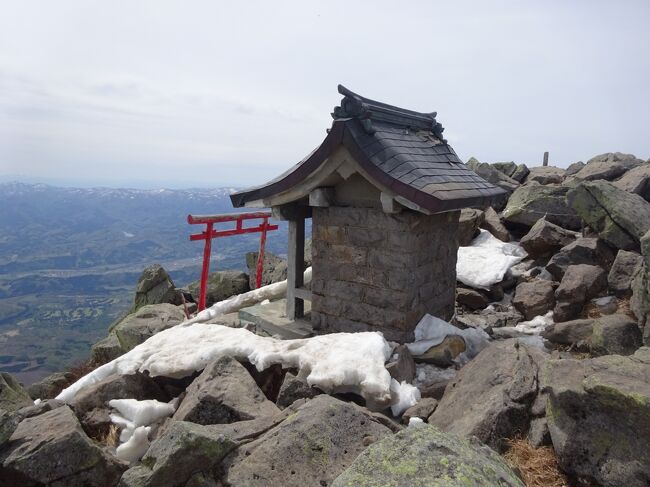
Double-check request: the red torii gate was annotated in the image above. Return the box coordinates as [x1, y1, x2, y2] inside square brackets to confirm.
[188, 212, 279, 311]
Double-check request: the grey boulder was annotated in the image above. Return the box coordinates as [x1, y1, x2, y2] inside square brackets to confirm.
[572, 152, 642, 181]
[133, 264, 180, 312]
[589, 314, 643, 356]
[26, 372, 75, 400]
[519, 218, 577, 258]
[512, 279, 555, 320]
[613, 163, 650, 201]
[480, 207, 511, 241]
[0, 372, 32, 412]
[113, 303, 185, 352]
[503, 184, 581, 229]
[457, 208, 484, 246]
[553, 264, 607, 321]
[525, 166, 565, 185]
[546, 237, 615, 280]
[608, 249, 643, 296]
[187, 270, 249, 307]
[275, 372, 322, 409]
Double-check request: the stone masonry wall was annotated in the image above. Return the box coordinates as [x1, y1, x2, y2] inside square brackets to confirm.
[311, 206, 460, 342]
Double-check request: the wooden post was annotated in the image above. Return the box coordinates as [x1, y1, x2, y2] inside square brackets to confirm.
[543, 151, 549, 167]
[286, 217, 305, 319]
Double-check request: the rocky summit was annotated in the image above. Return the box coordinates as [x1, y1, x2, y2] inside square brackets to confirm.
[2, 152, 650, 486]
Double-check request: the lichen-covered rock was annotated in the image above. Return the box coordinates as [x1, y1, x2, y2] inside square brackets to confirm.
[519, 218, 577, 258]
[608, 249, 643, 296]
[614, 164, 650, 201]
[223, 395, 392, 487]
[467, 158, 520, 193]
[546, 237, 615, 280]
[542, 319, 594, 348]
[173, 356, 279, 425]
[187, 270, 250, 307]
[525, 166, 565, 185]
[512, 279, 555, 320]
[553, 264, 607, 321]
[503, 184, 581, 229]
[429, 339, 547, 452]
[492, 161, 517, 177]
[0, 372, 32, 412]
[567, 180, 650, 250]
[0, 406, 126, 486]
[26, 371, 75, 400]
[590, 314, 643, 356]
[457, 208, 485, 246]
[113, 304, 185, 352]
[133, 264, 180, 312]
[511, 163, 530, 183]
[571, 152, 642, 181]
[331, 424, 525, 487]
[543, 348, 650, 486]
[565, 160, 585, 176]
[0, 409, 18, 447]
[91, 333, 125, 365]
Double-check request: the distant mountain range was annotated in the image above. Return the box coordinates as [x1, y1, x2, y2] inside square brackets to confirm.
[0, 182, 288, 384]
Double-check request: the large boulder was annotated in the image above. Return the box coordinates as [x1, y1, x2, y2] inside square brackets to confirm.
[590, 314, 643, 356]
[187, 271, 250, 307]
[112, 303, 185, 352]
[133, 264, 180, 312]
[491, 161, 517, 177]
[542, 318, 595, 348]
[480, 207, 511, 241]
[467, 158, 520, 193]
[456, 287, 489, 310]
[543, 348, 650, 486]
[0, 406, 126, 486]
[511, 163, 530, 183]
[567, 180, 650, 250]
[519, 218, 577, 258]
[546, 237, 615, 280]
[173, 356, 279, 425]
[614, 164, 650, 201]
[0, 373, 32, 412]
[222, 395, 392, 487]
[512, 279, 555, 320]
[631, 230, 650, 341]
[385, 344, 416, 384]
[91, 334, 125, 365]
[457, 209, 484, 246]
[553, 264, 607, 321]
[428, 339, 547, 452]
[571, 152, 642, 181]
[503, 184, 581, 229]
[525, 166, 565, 185]
[275, 372, 322, 409]
[27, 372, 75, 400]
[565, 160, 585, 176]
[608, 249, 643, 296]
[245, 251, 288, 288]
[0, 409, 18, 447]
[331, 424, 524, 487]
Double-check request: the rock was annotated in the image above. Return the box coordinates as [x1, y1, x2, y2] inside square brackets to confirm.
[173, 356, 279, 425]
[411, 335, 466, 366]
[456, 287, 489, 310]
[0, 406, 126, 486]
[546, 237, 615, 280]
[401, 397, 438, 424]
[119, 420, 239, 487]
[480, 207, 511, 241]
[572, 152, 643, 181]
[630, 231, 650, 340]
[113, 303, 185, 352]
[542, 319, 594, 348]
[588, 295, 618, 315]
[492, 161, 517, 177]
[455, 307, 524, 333]
[429, 339, 547, 452]
[0, 373, 32, 412]
[512, 279, 555, 320]
[543, 348, 650, 486]
[467, 158, 520, 193]
[553, 264, 607, 321]
[565, 160, 585, 176]
[91, 334, 125, 365]
[16, 399, 64, 420]
[503, 184, 582, 229]
[385, 345, 416, 384]
[519, 218, 577, 258]
[187, 270, 250, 307]
[511, 163, 530, 183]
[528, 417, 551, 447]
[246, 251, 288, 288]
[525, 166, 565, 185]
[0, 409, 18, 447]
[133, 264, 180, 312]
[590, 314, 643, 356]
[608, 249, 643, 296]
[331, 423, 524, 487]
[457, 208, 484, 246]
[614, 164, 650, 201]
[70, 373, 168, 437]
[26, 371, 74, 400]
[223, 395, 392, 487]
[276, 372, 322, 409]
[568, 180, 650, 250]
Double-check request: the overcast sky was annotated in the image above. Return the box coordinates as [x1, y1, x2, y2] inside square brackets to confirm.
[1, 1, 649, 188]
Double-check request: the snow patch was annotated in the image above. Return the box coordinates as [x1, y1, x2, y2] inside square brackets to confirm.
[390, 379, 421, 416]
[457, 230, 527, 289]
[408, 417, 425, 426]
[116, 426, 151, 464]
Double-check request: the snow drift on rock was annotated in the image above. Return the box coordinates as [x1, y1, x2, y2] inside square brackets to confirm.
[390, 379, 421, 416]
[406, 314, 490, 364]
[457, 229, 527, 289]
[57, 324, 394, 408]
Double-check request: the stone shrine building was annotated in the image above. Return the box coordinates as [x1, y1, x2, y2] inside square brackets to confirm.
[231, 86, 504, 342]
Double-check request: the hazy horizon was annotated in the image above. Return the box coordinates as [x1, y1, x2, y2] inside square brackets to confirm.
[2, 1, 649, 188]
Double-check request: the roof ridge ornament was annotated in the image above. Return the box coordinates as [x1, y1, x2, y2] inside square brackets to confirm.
[332, 84, 446, 141]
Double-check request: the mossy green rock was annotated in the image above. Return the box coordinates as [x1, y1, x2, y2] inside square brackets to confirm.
[332, 424, 524, 487]
[543, 348, 650, 486]
[187, 270, 250, 307]
[0, 372, 32, 411]
[503, 184, 581, 229]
